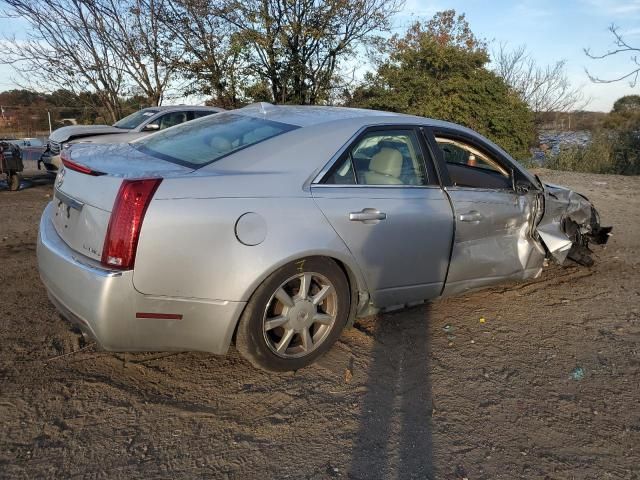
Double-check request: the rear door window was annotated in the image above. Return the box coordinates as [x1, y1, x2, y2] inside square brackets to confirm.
[324, 129, 429, 186]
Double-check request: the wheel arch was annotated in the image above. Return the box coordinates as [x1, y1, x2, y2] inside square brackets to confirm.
[231, 253, 365, 343]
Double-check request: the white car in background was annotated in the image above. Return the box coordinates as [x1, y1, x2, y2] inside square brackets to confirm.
[40, 105, 224, 172]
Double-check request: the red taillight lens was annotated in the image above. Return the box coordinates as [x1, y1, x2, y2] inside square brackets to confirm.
[101, 178, 162, 270]
[61, 151, 106, 176]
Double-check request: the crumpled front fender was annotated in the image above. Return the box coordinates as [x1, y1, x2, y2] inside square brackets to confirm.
[536, 182, 611, 265]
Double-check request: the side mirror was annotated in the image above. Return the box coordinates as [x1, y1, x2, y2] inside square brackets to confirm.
[143, 123, 160, 132]
[515, 179, 533, 194]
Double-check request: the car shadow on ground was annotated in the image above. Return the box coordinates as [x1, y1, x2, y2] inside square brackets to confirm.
[349, 304, 435, 479]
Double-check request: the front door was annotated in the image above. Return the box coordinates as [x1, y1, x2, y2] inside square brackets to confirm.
[311, 127, 454, 308]
[430, 134, 544, 296]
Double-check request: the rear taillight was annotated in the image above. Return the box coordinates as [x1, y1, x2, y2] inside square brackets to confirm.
[101, 178, 162, 270]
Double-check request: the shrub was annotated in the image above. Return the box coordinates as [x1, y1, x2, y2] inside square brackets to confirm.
[546, 132, 615, 174]
[546, 127, 640, 175]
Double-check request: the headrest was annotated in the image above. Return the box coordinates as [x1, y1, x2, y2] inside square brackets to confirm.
[243, 126, 277, 144]
[369, 147, 403, 178]
[208, 136, 232, 154]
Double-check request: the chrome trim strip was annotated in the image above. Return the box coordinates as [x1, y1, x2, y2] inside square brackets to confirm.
[444, 186, 515, 194]
[311, 183, 442, 190]
[54, 188, 84, 211]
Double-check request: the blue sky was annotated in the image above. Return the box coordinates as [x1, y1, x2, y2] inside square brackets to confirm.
[398, 0, 640, 111]
[0, 0, 638, 111]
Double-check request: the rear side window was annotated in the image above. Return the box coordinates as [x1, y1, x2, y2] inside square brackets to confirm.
[324, 129, 428, 186]
[113, 109, 159, 129]
[192, 110, 216, 119]
[134, 113, 298, 168]
[157, 111, 189, 130]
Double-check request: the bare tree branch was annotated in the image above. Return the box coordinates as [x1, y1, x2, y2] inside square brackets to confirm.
[1, 0, 126, 122]
[220, 0, 403, 104]
[585, 24, 640, 87]
[159, 0, 247, 108]
[493, 43, 588, 122]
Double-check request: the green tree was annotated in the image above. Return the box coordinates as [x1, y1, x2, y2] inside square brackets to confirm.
[223, 0, 401, 105]
[612, 95, 640, 114]
[349, 11, 535, 160]
[604, 95, 640, 131]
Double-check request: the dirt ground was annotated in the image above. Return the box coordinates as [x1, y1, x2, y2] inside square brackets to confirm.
[1, 168, 638, 479]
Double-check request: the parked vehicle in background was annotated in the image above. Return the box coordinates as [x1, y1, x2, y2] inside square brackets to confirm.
[37, 104, 611, 372]
[39, 105, 225, 172]
[0, 138, 45, 148]
[0, 141, 23, 191]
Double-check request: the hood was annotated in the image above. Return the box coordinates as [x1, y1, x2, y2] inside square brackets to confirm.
[66, 142, 194, 178]
[49, 125, 130, 143]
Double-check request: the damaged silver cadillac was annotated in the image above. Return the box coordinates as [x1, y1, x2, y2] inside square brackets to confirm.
[37, 105, 611, 372]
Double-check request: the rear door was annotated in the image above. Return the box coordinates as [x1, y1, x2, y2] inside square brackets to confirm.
[425, 128, 544, 296]
[311, 126, 454, 308]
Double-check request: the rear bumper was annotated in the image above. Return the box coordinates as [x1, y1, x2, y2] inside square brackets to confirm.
[37, 202, 245, 354]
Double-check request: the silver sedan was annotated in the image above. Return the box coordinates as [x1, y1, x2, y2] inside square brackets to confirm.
[37, 104, 611, 371]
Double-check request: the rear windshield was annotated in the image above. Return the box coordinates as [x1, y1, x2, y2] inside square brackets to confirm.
[113, 109, 159, 129]
[133, 113, 298, 168]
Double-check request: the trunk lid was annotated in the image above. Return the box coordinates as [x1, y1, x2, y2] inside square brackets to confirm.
[50, 143, 192, 261]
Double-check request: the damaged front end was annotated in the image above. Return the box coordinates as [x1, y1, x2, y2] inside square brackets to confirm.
[536, 183, 612, 266]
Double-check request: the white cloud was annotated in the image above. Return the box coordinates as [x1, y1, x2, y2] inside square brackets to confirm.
[512, 1, 553, 20]
[393, 0, 443, 30]
[400, 0, 443, 18]
[582, 0, 640, 17]
[622, 26, 640, 37]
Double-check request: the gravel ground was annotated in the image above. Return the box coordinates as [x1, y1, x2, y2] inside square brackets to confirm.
[0, 168, 638, 479]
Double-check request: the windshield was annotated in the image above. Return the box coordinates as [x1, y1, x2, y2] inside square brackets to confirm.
[113, 109, 159, 129]
[133, 113, 298, 168]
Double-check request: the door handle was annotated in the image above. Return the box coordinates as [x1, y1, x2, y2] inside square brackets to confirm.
[349, 208, 387, 224]
[459, 210, 483, 223]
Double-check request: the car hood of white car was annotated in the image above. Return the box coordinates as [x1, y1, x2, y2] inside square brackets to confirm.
[49, 125, 131, 143]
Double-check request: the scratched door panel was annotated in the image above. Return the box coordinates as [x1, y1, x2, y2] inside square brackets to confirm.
[443, 187, 544, 296]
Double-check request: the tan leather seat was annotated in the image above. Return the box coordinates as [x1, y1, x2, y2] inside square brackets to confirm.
[243, 126, 277, 145]
[363, 147, 404, 185]
[208, 136, 232, 155]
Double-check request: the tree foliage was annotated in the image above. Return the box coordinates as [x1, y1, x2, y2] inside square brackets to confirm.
[349, 11, 535, 159]
[2, 0, 184, 121]
[219, 0, 401, 104]
[161, 0, 247, 108]
[612, 95, 640, 114]
[547, 96, 640, 176]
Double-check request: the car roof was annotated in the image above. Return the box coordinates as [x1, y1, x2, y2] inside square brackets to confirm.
[226, 103, 534, 182]
[141, 105, 225, 113]
[233, 103, 471, 132]
[234, 103, 402, 127]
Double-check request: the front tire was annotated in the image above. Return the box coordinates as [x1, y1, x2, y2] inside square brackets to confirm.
[236, 257, 350, 372]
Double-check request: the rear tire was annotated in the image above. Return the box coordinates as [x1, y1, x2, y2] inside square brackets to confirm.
[236, 257, 350, 372]
[8, 171, 19, 191]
